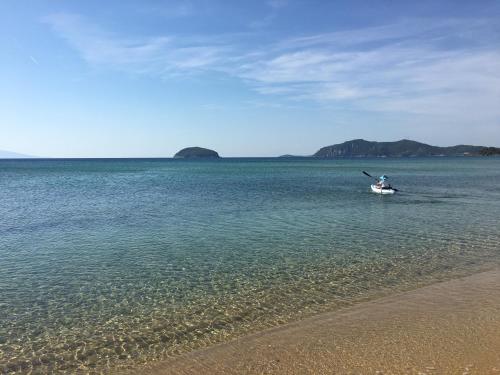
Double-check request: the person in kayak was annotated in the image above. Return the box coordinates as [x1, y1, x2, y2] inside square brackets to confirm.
[376, 175, 389, 189]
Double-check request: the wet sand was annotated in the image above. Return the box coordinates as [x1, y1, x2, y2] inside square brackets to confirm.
[137, 269, 500, 375]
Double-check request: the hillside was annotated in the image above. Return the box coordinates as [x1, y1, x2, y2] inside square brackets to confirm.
[314, 139, 485, 158]
[480, 147, 500, 156]
[174, 147, 220, 159]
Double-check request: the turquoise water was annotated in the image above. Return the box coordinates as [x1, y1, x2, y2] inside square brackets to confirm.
[1, 157, 500, 373]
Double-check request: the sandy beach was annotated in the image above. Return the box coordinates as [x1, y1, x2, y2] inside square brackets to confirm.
[138, 269, 500, 375]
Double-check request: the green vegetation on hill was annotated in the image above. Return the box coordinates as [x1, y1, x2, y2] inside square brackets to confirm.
[174, 147, 220, 159]
[314, 139, 485, 158]
[480, 147, 500, 156]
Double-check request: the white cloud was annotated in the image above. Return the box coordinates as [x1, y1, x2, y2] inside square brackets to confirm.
[43, 13, 225, 77]
[43, 13, 500, 123]
[237, 19, 500, 123]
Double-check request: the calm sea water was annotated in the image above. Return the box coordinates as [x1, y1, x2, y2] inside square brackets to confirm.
[1, 157, 500, 373]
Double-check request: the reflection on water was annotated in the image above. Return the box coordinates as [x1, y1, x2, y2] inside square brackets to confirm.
[1, 158, 500, 373]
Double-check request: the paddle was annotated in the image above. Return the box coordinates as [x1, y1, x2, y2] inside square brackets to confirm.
[362, 171, 375, 179]
[362, 171, 399, 192]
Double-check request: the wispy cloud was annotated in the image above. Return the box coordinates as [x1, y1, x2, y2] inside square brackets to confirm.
[43, 13, 500, 121]
[267, 0, 288, 9]
[29, 55, 39, 65]
[43, 13, 226, 77]
[250, 0, 289, 29]
[133, 1, 196, 18]
[249, 13, 276, 29]
[237, 18, 500, 122]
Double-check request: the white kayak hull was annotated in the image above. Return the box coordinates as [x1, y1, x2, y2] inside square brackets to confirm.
[371, 184, 396, 195]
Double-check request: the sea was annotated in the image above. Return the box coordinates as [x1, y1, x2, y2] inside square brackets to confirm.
[1, 157, 499, 373]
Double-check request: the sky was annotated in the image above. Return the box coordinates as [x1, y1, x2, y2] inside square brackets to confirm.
[1, 0, 500, 157]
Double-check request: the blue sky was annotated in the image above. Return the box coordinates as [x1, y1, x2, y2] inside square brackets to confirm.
[1, 0, 500, 157]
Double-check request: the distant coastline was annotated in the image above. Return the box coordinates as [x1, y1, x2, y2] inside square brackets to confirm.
[0, 150, 36, 159]
[3, 139, 500, 159]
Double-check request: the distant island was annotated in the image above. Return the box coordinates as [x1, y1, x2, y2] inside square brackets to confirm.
[0, 149, 35, 159]
[174, 147, 220, 159]
[313, 139, 488, 158]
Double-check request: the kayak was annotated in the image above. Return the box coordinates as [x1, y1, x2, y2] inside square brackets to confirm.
[371, 184, 396, 195]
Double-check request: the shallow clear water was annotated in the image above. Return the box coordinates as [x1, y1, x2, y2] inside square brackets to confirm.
[1, 157, 499, 373]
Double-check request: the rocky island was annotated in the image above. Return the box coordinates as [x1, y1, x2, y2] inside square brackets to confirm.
[174, 147, 220, 159]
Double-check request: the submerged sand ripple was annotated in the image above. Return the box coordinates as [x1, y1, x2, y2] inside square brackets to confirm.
[142, 270, 500, 375]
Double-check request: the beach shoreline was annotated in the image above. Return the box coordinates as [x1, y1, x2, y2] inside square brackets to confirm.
[134, 269, 500, 375]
